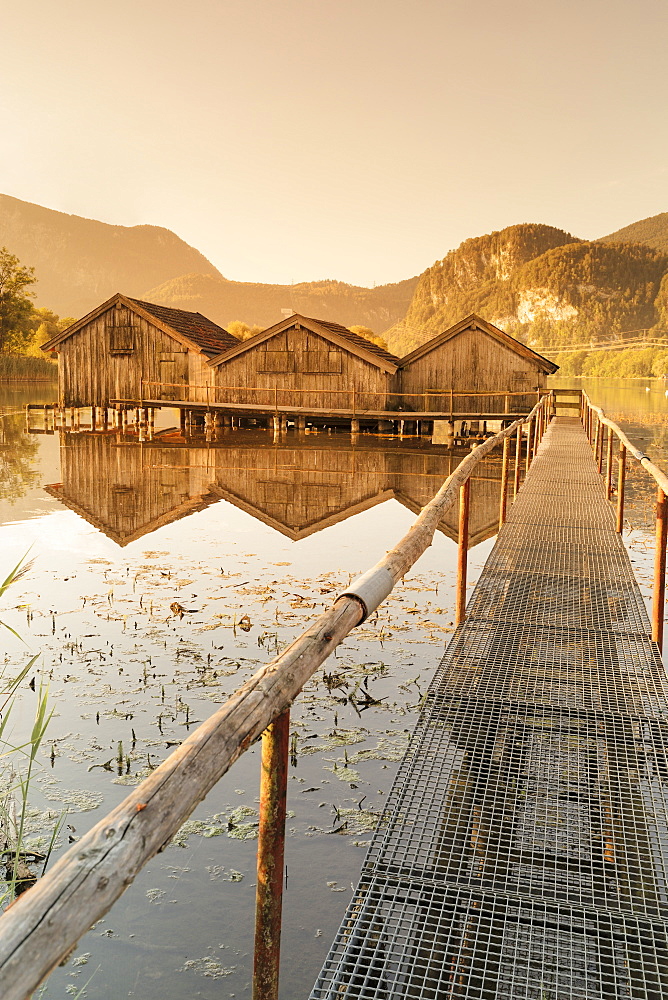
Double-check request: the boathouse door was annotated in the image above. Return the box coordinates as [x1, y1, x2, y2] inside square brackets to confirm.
[159, 352, 189, 401]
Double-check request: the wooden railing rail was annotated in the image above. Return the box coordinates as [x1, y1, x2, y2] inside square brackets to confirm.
[0, 395, 553, 1000]
[137, 378, 546, 413]
[139, 379, 544, 400]
[581, 391, 668, 649]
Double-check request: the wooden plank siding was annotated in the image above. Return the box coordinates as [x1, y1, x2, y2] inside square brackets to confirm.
[57, 307, 194, 408]
[45, 433, 219, 546]
[398, 326, 546, 414]
[210, 326, 396, 412]
[44, 431, 503, 547]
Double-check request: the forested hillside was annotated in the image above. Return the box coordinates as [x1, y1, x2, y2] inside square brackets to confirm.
[599, 212, 668, 254]
[3, 192, 668, 376]
[386, 224, 582, 354]
[386, 226, 668, 358]
[141, 273, 418, 333]
[0, 194, 222, 317]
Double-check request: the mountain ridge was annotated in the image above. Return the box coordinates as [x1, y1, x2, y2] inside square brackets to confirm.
[141, 272, 419, 334]
[599, 212, 668, 254]
[2, 193, 668, 357]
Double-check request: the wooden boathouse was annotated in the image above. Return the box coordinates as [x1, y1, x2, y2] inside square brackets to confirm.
[41, 292, 237, 407]
[43, 300, 558, 433]
[207, 313, 401, 410]
[397, 313, 558, 412]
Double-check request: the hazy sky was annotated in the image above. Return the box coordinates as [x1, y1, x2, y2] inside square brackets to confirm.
[1, 0, 666, 286]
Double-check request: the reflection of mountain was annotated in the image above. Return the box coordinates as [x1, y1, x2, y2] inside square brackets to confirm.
[44, 431, 505, 547]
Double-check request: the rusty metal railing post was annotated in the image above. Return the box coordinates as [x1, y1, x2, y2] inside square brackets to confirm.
[605, 429, 614, 500]
[513, 424, 522, 498]
[455, 478, 470, 625]
[652, 488, 668, 651]
[616, 443, 626, 533]
[524, 419, 532, 476]
[499, 435, 510, 529]
[253, 708, 290, 1000]
[652, 486, 668, 649]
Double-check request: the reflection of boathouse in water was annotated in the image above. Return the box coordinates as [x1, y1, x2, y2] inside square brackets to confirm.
[43, 430, 505, 547]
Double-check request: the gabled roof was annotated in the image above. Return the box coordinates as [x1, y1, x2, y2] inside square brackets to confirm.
[44, 482, 221, 547]
[41, 292, 237, 356]
[207, 313, 400, 373]
[397, 314, 559, 375]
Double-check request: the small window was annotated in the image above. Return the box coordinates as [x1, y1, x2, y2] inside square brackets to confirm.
[111, 486, 137, 516]
[258, 351, 294, 374]
[300, 351, 343, 374]
[511, 370, 530, 387]
[260, 481, 292, 503]
[109, 325, 136, 354]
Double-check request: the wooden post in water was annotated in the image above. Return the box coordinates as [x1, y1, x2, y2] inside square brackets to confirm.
[593, 416, 600, 463]
[499, 435, 510, 529]
[616, 443, 626, 533]
[605, 430, 614, 500]
[597, 423, 605, 474]
[653, 488, 668, 651]
[513, 424, 522, 498]
[253, 708, 290, 1000]
[455, 479, 470, 625]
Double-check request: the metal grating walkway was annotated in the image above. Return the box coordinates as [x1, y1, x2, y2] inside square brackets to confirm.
[311, 417, 668, 999]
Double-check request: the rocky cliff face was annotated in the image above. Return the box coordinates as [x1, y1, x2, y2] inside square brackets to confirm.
[386, 225, 668, 355]
[387, 224, 581, 353]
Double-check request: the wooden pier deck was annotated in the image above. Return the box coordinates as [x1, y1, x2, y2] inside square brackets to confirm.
[111, 397, 529, 423]
[311, 416, 668, 998]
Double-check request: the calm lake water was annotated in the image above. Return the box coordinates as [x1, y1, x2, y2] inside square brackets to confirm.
[1, 376, 667, 999]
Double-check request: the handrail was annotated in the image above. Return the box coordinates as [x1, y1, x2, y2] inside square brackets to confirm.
[0, 394, 553, 1000]
[581, 391, 668, 649]
[583, 393, 668, 493]
[139, 379, 543, 400]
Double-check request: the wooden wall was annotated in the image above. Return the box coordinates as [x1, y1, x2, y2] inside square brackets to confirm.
[56, 304, 206, 407]
[211, 441, 392, 538]
[211, 325, 394, 411]
[398, 328, 547, 413]
[48, 431, 504, 547]
[52, 433, 217, 544]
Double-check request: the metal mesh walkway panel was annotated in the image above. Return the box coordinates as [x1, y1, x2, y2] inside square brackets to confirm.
[311, 417, 668, 999]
